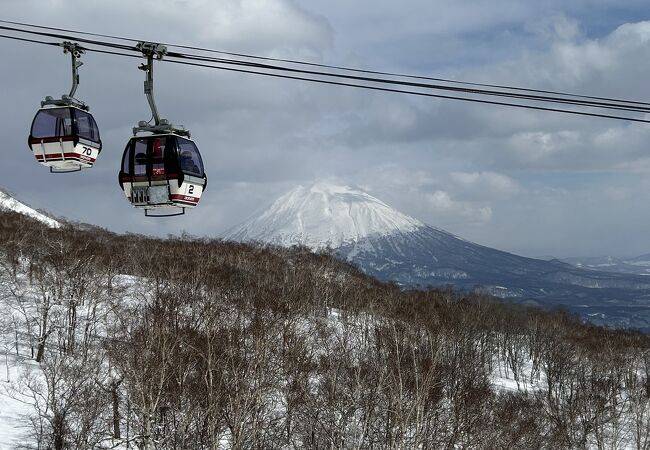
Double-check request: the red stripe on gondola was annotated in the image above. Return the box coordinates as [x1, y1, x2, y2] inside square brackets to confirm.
[170, 194, 199, 204]
[34, 153, 96, 163]
[173, 200, 199, 207]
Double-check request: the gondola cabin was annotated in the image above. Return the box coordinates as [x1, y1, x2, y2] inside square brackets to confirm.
[118, 134, 207, 214]
[28, 106, 101, 172]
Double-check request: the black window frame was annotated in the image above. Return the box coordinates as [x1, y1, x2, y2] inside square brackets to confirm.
[121, 135, 181, 179]
[132, 138, 149, 177]
[150, 136, 168, 177]
[73, 108, 101, 144]
[30, 107, 74, 139]
[121, 141, 132, 175]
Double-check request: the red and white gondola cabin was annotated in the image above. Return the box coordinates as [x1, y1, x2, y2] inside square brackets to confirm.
[118, 133, 207, 212]
[28, 105, 101, 172]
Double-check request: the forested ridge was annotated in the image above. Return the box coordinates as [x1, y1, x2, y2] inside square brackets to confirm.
[0, 210, 649, 449]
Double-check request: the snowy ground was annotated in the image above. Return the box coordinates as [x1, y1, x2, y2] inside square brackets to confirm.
[491, 359, 545, 394]
[0, 273, 644, 449]
[0, 272, 141, 449]
[0, 354, 35, 450]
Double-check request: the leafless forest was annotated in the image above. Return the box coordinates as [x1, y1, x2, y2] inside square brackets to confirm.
[1, 211, 649, 449]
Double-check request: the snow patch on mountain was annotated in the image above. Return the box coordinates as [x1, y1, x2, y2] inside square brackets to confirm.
[0, 190, 60, 228]
[223, 182, 423, 249]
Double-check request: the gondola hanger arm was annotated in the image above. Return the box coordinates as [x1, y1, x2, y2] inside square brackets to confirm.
[137, 41, 167, 126]
[132, 41, 190, 137]
[40, 41, 88, 109]
[61, 41, 84, 98]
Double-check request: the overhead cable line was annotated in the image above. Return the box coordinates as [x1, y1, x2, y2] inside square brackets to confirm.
[68, 43, 650, 124]
[159, 58, 650, 124]
[165, 51, 650, 113]
[0, 23, 137, 52]
[0, 32, 62, 47]
[4, 22, 647, 114]
[2, 21, 648, 112]
[3, 18, 650, 108]
[1, 22, 650, 123]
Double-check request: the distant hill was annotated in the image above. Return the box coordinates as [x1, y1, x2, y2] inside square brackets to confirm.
[0, 189, 60, 228]
[562, 254, 650, 276]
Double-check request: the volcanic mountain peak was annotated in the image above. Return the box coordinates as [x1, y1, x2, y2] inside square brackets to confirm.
[223, 182, 423, 249]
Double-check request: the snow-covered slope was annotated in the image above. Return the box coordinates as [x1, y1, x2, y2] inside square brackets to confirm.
[224, 182, 650, 331]
[223, 183, 422, 249]
[0, 190, 60, 228]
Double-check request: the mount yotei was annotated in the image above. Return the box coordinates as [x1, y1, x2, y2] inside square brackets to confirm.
[224, 183, 422, 249]
[224, 183, 650, 331]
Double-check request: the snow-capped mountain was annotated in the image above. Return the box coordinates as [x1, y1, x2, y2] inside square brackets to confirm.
[0, 189, 60, 228]
[224, 183, 422, 249]
[224, 182, 650, 331]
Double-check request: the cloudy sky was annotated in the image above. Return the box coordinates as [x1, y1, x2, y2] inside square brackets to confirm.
[1, 0, 650, 258]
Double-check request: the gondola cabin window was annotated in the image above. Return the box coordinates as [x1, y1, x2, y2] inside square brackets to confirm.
[31, 108, 73, 138]
[75, 110, 100, 143]
[152, 137, 166, 176]
[121, 143, 130, 175]
[133, 139, 148, 176]
[177, 138, 204, 177]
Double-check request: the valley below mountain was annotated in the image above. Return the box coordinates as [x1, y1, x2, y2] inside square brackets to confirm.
[562, 254, 650, 276]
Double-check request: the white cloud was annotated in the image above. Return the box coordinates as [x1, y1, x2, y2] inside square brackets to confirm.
[526, 15, 582, 42]
[450, 171, 521, 196]
[505, 130, 582, 165]
[426, 190, 493, 224]
[5, 0, 332, 58]
[191, 0, 332, 57]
